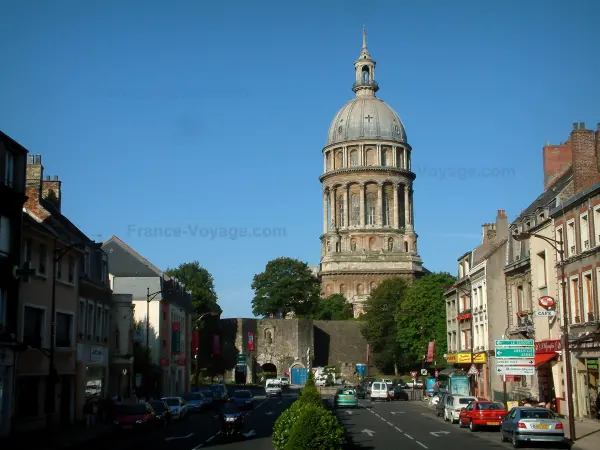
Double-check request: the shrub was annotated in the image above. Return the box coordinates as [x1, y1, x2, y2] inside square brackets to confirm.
[285, 404, 345, 450]
[272, 400, 309, 450]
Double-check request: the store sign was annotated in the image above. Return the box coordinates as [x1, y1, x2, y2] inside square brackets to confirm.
[446, 353, 457, 363]
[457, 313, 471, 321]
[427, 341, 435, 362]
[90, 346, 104, 363]
[171, 322, 181, 354]
[587, 359, 598, 371]
[535, 340, 562, 354]
[538, 296, 555, 310]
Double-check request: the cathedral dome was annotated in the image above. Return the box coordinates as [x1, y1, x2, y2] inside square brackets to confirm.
[326, 97, 407, 146]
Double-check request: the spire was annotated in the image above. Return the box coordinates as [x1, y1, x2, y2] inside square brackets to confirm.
[353, 26, 378, 96]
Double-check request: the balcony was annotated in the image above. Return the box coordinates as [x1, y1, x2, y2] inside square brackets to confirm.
[352, 80, 379, 92]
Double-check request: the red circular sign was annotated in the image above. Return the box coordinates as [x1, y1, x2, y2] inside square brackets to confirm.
[538, 296, 555, 310]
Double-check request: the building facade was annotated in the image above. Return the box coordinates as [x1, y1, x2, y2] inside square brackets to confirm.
[318, 29, 424, 316]
[109, 293, 134, 399]
[0, 132, 28, 437]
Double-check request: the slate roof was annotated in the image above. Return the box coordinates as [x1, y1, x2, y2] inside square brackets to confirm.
[101, 235, 163, 278]
[514, 168, 573, 223]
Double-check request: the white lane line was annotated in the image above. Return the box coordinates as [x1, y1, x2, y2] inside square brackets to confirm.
[206, 435, 215, 442]
[394, 426, 403, 432]
[386, 421, 393, 426]
[416, 441, 428, 448]
[404, 433, 414, 440]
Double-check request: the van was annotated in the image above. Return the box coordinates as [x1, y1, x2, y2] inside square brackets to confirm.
[370, 381, 389, 401]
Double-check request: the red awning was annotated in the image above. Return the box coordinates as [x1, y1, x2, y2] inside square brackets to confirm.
[535, 353, 557, 367]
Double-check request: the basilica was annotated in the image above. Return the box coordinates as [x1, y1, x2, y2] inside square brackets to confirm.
[318, 28, 425, 316]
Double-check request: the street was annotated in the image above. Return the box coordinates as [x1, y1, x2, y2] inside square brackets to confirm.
[71, 392, 298, 450]
[331, 396, 525, 450]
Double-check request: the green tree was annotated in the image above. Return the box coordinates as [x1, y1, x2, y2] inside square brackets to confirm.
[165, 261, 220, 315]
[360, 278, 409, 375]
[309, 294, 354, 320]
[396, 272, 456, 368]
[251, 257, 320, 317]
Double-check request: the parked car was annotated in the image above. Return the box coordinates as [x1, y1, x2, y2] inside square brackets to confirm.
[161, 396, 188, 420]
[231, 390, 254, 409]
[148, 400, 172, 427]
[183, 392, 204, 412]
[334, 388, 358, 408]
[370, 381, 390, 401]
[444, 395, 477, 423]
[458, 400, 508, 431]
[114, 402, 157, 430]
[389, 385, 409, 401]
[501, 407, 567, 447]
[276, 377, 290, 387]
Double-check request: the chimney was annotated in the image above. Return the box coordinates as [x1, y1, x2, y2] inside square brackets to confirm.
[570, 122, 600, 194]
[496, 209, 509, 240]
[481, 222, 497, 243]
[42, 174, 62, 212]
[543, 141, 572, 191]
[24, 154, 50, 220]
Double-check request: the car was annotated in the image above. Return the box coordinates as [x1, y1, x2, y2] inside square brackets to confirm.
[199, 390, 215, 409]
[182, 392, 204, 412]
[389, 386, 409, 401]
[231, 390, 254, 409]
[443, 395, 477, 423]
[161, 396, 188, 420]
[266, 381, 282, 398]
[210, 384, 229, 402]
[113, 402, 158, 430]
[500, 407, 568, 448]
[148, 400, 172, 427]
[334, 388, 358, 408]
[370, 381, 390, 401]
[458, 400, 508, 431]
[355, 385, 366, 399]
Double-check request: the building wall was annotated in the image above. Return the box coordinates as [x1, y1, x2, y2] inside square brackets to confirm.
[132, 299, 161, 365]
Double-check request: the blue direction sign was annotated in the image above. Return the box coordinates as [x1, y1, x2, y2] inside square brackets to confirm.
[495, 339, 534, 347]
[496, 347, 535, 358]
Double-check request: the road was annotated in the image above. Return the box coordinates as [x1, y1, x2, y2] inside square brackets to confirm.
[331, 397, 512, 450]
[73, 391, 298, 450]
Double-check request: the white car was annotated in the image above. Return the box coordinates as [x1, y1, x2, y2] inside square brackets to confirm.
[370, 381, 390, 401]
[277, 377, 290, 387]
[161, 396, 188, 420]
[444, 395, 477, 423]
[266, 382, 282, 397]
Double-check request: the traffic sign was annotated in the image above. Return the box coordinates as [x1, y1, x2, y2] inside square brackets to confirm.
[496, 347, 535, 358]
[495, 339, 534, 347]
[420, 369, 428, 376]
[467, 364, 479, 375]
[496, 366, 535, 376]
[495, 358, 535, 366]
[410, 371, 417, 378]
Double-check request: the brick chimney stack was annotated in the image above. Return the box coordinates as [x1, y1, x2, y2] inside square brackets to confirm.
[24, 155, 49, 219]
[570, 122, 600, 194]
[543, 139, 572, 191]
[496, 209, 509, 240]
[42, 175, 62, 212]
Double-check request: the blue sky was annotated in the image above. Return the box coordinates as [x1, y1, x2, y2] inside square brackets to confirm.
[2, 0, 599, 318]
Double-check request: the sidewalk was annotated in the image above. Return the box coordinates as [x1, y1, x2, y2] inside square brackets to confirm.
[3, 423, 114, 449]
[566, 418, 600, 450]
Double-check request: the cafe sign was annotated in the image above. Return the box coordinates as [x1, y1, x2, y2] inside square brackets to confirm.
[535, 340, 561, 354]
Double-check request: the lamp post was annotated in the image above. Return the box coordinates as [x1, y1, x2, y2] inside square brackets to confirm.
[512, 231, 576, 441]
[46, 239, 86, 433]
[194, 311, 218, 389]
[145, 287, 174, 397]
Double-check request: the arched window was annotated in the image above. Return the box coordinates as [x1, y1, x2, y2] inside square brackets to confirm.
[404, 241, 409, 252]
[335, 152, 343, 169]
[366, 149, 375, 166]
[382, 190, 390, 226]
[361, 66, 370, 84]
[381, 150, 386, 166]
[339, 284, 346, 295]
[326, 284, 333, 295]
[338, 196, 344, 227]
[368, 237, 375, 250]
[357, 284, 364, 295]
[350, 194, 360, 225]
[350, 150, 358, 167]
[366, 193, 376, 225]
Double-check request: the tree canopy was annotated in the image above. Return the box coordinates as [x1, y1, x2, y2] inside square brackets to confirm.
[165, 261, 221, 315]
[251, 257, 320, 317]
[308, 294, 354, 320]
[396, 272, 456, 368]
[360, 278, 409, 374]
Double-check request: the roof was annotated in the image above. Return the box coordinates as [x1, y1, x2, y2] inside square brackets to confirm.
[515, 168, 573, 223]
[101, 235, 163, 278]
[550, 179, 600, 217]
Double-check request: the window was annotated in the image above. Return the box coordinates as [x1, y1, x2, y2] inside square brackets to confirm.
[38, 244, 47, 275]
[350, 150, 358, 167]
[68, 256, 75, 283]
[381, 150, 387, 166]
[0, 216, 10, 255]
[96, 305, 103, 341]
[582, 273, 593, 322]
[462, 329, 470, 350]
[382, 191, 391, 226]
[580, 213, 590, 250]
[338, 196, 344, 227]
[23, 238, 32, 263]
[104, 307, 110, 341]
[555, 226, 564, 261]
[517, 285, 524, 312]
[56, 312, 73, 347]
[23, 306, 45, 348]
[84, 248, 91, 276]
[366, 193, 376, 225]
[3, 150, 14, 187]
[78, 300, 86, 337]
[566, 219, 576, 257]
[0, 288, 7, 332]
[55, 259, 62, 280]
[594, 206, 600, 247]
[571, 277, 580, 323]
[536, 251, 547, 287]
[350, 194, 360, 225]
[101, 256, 108, 284]
[87, 303, 94, 339]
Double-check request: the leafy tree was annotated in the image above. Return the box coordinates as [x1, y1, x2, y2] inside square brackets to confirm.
[360, 278, 409, 375]
[165, 261, 221, 315]
[309, 294, 354, 320]
[251, 257, 320, 317]
[396, 272, 456, 368]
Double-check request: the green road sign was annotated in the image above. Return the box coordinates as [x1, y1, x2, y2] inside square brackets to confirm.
[495, 347, 535, 358]
[236, 353, 247, 362]
[495, 339, 534, 347]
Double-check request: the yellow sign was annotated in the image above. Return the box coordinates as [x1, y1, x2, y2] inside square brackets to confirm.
[446, 352, 487, 364]
[474, 353, 487, 363]
[457, 353, 471, 363]
[446, 353, 457, 363]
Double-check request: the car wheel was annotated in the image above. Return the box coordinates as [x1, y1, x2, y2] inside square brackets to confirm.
[469, 420, 477, 432]
[512, 432, 520, 448]
[444, 411, 449, 421]
[500, 429, 508, 442]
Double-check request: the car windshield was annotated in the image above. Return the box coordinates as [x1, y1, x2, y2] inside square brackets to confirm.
[183, 393, 202, 401]
[521, 410, 555, 419]
[342, 390, 355, 395]
[201, 390, 213, 398]
[266, 383, 278, 388]
[234, 391, 251, 398]
[477, 402, 505, 410]
[149, 402, 165, 412]
[116, 404, 147, 415]
[458, 398, 476, 404]
[163, 398, 179, 406]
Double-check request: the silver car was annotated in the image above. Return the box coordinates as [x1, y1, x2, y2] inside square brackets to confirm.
[500, 407, 568, 448]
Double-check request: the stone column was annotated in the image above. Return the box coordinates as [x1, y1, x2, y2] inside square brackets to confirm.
[359, 183, 365, 227]
[393, 147, 398, 167]
[410, 188, 414, 227]
[376, 144, 382, 165]
[393, 183, 399, 228]
[376, 183, 382, 226]
[343, 146, 348, 167]
[323, 189, 328, 233]
[403, 149, 407, 169]
[404, 184, 411, 230]
[343, 185, 349, 229]
[330, 188, 337, 228]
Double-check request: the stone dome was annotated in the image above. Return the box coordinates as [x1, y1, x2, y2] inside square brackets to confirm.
[326, 97, 407, 146]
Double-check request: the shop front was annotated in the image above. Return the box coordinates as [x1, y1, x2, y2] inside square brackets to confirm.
[76, 344, 109, 421]
[444, 352, 488, 398]
[570, 333, 600, 419]
[534, 339, 561, 411]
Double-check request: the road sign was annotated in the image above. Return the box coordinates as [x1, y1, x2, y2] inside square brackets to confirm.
[534, 310, 556, 317]
[538, 296, 555, 309]
[495, 358, 535, 366]
[495, 339, 534, 347]
[467, 364, 479, 375]
[496, 366, 535, 376]
[410, 371, 417, 378]
[420, 369, 428, 376]
[496, 347, 535, 358]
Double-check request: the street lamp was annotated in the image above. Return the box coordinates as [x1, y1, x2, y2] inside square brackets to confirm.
[46, 239, 86, 433]
[145, 287, 175, 397]
[512, 231, 575, 441]
[194, 312, 218, 389]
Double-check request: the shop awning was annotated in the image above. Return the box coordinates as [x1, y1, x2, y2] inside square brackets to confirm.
[535, 353, 557, 367]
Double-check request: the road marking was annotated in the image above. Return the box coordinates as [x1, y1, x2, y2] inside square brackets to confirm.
[386, 421, 393, 426]
[345, 410, 353, 415]
[362, 429, 375, 436]
[430, 431, 450, 436]
[206, 436, 215, 442]
[265, 411, 273, 415]
[391, 411, 405, 414]
[404, 433, 414, 440]
[416, 441, 428, 448]
[394, 426, 402, 432]
[164, 433, 194, 441]
[242, 429, 256, 437]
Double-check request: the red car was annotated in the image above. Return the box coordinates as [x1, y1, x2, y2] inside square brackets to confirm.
[458, 400, 508, 431]
[114, 402, 158, 430]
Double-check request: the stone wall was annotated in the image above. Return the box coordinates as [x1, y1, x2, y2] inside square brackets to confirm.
[313, 320, 368, 378]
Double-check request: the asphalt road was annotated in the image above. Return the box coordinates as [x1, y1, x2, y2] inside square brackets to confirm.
[331, 397, 512, 450]
[73, 391, 298, 450]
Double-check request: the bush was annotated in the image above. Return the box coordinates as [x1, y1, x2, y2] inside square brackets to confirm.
[272, 400, 309, 450]
[285, 404, 345, 450]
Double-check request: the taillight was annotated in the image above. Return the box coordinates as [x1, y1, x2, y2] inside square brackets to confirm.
[354, 395, 357, 399]
[517, 422, 527, 429]
[556, 423, 563, 430]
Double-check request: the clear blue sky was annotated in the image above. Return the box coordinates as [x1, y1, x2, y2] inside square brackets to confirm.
[2, 1, 598, 318]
